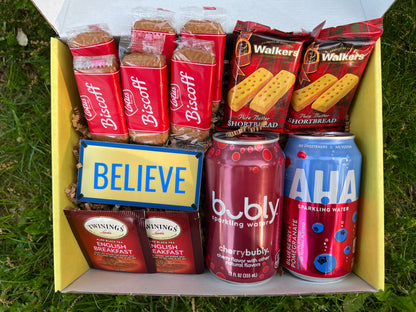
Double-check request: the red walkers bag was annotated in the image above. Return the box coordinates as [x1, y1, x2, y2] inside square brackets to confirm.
[286, 18, 383, 131]
[73, 55, 129, 143]
[64, 209, 156, 273]
[179, 7, 227, 113]
[221, 21, 311, 132]
[145, 210, 204, 274]
[169, 37, 216, 144]
[120, 36, 170, 145]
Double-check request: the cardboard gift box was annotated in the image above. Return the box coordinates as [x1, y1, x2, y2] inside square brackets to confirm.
[36, 0, 392, 295]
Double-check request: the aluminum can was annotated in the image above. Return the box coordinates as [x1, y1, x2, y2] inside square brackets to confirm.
[205, 132, 285, 283]
[282, 132, 362, 282]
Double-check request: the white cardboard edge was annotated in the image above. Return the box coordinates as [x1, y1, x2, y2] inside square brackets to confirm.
[32, 0, 395, 36]
[61, 269, 378, 296]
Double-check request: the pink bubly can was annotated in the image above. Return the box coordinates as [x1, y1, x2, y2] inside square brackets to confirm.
[205, 132, 285, 283]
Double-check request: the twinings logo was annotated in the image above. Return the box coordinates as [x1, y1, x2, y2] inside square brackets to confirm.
[84, 217, 128, 239]
[145, 217, 181, 240]
[80, 95, 96, 121]
[170, 84, 182, 111]
[123, 89, 138, 116]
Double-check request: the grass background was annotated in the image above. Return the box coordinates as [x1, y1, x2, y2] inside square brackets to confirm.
[0, 0, 415, 310]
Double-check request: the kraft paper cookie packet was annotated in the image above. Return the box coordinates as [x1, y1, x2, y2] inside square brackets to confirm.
[285, 18, 383, 131]
[220, 21, 313, 133]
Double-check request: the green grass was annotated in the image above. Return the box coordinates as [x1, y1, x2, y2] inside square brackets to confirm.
[1, 0, 415, 310]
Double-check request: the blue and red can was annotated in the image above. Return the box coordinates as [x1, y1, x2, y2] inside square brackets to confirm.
[282, 132, 362, 281]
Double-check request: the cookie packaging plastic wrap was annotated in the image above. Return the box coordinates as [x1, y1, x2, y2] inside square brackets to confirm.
[221, 21, 312, 132]
[145, 210, 204, 274]
[131, 8, 177, 69]
[179, 7, 227, 113]
[64, 209, 156, 273]
[119, 36, 170, 145]
[70, 25, 128, 143]
[285, 18, 383, 131]
[72, 54, 129, 143]
[169, 37, 216, 145]
[68, 24, 119, 59]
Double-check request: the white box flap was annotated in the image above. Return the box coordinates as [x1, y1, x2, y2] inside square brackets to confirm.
[33, 0, 394, 37]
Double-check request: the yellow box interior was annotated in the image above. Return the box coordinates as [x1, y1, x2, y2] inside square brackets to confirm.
[51, 37, 384, 293]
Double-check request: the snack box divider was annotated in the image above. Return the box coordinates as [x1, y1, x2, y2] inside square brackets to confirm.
[37, 0, 392, 295]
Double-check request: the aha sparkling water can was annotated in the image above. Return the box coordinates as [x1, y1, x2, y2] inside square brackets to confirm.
[205, 132, 285, 283]
[282, 132, 362, 282]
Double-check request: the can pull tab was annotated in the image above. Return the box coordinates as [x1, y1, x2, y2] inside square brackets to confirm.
[225, 121, 268, 137]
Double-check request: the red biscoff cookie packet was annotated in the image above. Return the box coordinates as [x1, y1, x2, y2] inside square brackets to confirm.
[169, 37, 216, 146]
[179, 7, 227, 113]
[220, 21, 314, 133]
[119, 36, 170, 145]
[131, 7, 177, 68]
[64, 209, 156, 273]
[285, 18, 383, 131]
[68, 24, 119, 60]
[72, 53, 129, 143]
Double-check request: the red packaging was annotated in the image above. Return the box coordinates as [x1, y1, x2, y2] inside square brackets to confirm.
[131, 8, 177, 67]
[205, 132, 285, 283]
[221, 21, 310, 132]
[68, 24, 118, 59]
[73, 55, 128, 143]
[169, 38, 216, 143]
[120, 50, 170, 145]
[180, 7, 227, 112]
[145, 210, 204, 274]
[64, 209, 156, 273]
[285, 18, 383, 131]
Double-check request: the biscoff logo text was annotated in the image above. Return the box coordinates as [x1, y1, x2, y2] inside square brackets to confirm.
[85, 82, 118, 130]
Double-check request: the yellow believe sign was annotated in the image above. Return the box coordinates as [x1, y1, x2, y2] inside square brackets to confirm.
[76, 140, 203, 211]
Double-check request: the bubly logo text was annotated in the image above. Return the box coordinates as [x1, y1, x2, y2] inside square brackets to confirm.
[212, 191, 279, 223]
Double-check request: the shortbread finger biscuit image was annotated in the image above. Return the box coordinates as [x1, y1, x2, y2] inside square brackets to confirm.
[291, 73, 338, 112]
[228, 68, 273, 112]
[311, 73, 359, 113]
[250, 70, 296, 115]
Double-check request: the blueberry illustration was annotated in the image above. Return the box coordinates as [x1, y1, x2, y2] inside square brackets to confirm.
[314, 254, 337, 274]
[344, 246, 351, 255]
[335, 229, 348, 243]
[312, 222, 324, 233]
[353, 211, 358, 223]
